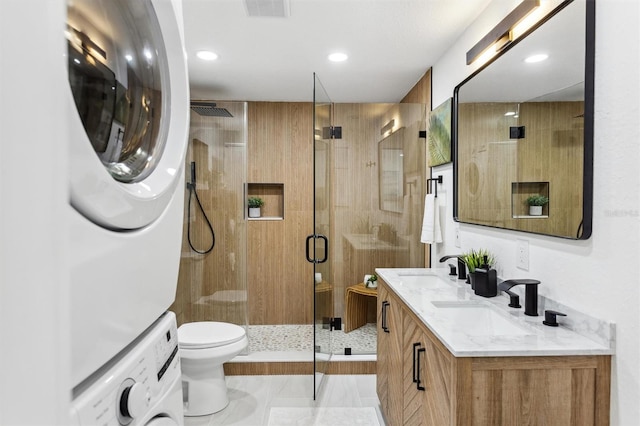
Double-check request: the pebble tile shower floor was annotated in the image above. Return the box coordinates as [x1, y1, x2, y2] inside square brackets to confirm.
[247, 324, 376, 355]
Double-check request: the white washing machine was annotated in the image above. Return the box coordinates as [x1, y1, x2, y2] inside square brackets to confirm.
[71, 312, 184, 426]
[66, 0, 190, 387]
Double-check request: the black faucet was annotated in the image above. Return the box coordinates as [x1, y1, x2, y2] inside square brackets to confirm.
[498, 282, 521, 308]
[439, 255, 466, 280]
[499, 279, 541, 316]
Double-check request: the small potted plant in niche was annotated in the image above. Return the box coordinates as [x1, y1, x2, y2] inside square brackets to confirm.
[364, 273, 378, 289]
[248, 196, 264, 218]
[463, 249, 496, 289]
[526, 194, 549, 216]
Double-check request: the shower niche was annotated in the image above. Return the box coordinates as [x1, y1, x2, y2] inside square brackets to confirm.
[246, 183, 284, 220]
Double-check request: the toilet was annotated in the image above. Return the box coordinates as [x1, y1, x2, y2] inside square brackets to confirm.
[178, 321, 248, 416]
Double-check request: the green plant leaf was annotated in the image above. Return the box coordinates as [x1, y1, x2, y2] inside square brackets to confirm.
[462, 248, 496, 272]
[526, 194, 549, 206]
[428, 114, 451, 167]
[248, 196, 264, 208]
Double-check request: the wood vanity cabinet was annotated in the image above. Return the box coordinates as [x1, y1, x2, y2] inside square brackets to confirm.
[377, 279, 611, 426]
[377, 284, 404, 423]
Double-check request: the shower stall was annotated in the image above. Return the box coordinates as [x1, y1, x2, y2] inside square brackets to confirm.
[171, 89, 427, 394]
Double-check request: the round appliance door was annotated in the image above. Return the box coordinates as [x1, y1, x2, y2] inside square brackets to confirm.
[67, 0, 188, 230]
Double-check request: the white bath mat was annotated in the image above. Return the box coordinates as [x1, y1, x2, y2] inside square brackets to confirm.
[267, 407, 380, 426]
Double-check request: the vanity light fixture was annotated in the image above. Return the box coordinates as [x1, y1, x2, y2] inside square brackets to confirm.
[196, 50, 218, 61]
[328, 52, 348, 62]
[380, 119, 395, 135]
[467, 0, 540, 65]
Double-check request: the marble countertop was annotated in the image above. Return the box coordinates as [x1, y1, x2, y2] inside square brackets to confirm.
[376, 268, 614, 357]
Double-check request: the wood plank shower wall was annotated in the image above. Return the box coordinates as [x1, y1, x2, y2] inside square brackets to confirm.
[247, 102, 315, 325]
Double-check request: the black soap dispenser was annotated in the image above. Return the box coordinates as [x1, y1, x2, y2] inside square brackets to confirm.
[474, 256, 498, 298]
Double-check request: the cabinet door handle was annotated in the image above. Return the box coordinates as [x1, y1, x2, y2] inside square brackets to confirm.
[381, 301, 390, 333]
[416, 347, 426, 391]
[412, 342, 422, 383]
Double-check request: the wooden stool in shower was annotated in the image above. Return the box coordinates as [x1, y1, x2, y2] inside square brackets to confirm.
[344, 283, 378, 333]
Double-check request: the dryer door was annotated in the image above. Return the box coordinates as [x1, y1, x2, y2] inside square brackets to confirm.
[67, 0, 188, 230]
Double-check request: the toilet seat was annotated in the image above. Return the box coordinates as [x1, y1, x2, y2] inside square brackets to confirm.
[178, 322, 246, 349]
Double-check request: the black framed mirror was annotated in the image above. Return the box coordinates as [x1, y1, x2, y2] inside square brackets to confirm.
[453, 0, 594, 239]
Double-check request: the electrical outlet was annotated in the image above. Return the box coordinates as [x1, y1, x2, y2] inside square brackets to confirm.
[516, 239, 529, 271]
[455, 228, 461, 248]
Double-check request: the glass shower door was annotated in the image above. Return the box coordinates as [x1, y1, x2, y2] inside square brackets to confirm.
[311, 74, 333, 398]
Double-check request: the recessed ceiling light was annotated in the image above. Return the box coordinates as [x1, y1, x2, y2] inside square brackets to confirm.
[525, 53, 548, 63]
[196, 50, 218, 61]
[328, 52, 348, 62]
[504, 111, 516, 116]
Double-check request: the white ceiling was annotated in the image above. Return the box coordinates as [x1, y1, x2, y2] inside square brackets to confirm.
[182, 0, 493, 103]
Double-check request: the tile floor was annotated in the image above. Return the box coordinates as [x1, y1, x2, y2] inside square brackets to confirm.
[183, 374, 386, 426]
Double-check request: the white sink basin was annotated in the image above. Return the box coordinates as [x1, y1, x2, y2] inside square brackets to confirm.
[431, 301, 534, 336]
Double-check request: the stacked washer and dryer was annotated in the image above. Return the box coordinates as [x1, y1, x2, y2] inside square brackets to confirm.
[66, 0, 190, 424]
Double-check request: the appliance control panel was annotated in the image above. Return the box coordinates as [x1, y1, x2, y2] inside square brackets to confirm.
[70, 313, 180, 426]
[155, 323, 179, 381]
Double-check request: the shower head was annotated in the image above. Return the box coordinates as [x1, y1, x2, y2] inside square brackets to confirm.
[190, 101, 234, 117]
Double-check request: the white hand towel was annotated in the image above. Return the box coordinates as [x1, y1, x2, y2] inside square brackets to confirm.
[420, 194, 443, 244]
[433, 196, 442, 243]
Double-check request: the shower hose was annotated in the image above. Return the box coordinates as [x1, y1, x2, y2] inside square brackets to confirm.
[186, 180, 215, 254]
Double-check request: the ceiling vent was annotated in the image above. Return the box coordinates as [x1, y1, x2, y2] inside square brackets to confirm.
[244, 0, 290, 17]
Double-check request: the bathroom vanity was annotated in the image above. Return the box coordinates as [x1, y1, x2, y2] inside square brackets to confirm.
[376, 269, 613, 426]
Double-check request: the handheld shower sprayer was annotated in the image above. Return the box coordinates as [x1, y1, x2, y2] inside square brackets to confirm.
[186, 161, 215, 254]
[189, 161, 197, 189]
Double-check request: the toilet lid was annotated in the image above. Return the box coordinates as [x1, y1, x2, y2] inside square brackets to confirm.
[178, 322, 246, 349]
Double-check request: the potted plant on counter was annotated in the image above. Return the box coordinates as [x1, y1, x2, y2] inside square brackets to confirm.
[248, 196, 264, 218]
[526, 194, 549, 216]
[463, 249, 496, 289]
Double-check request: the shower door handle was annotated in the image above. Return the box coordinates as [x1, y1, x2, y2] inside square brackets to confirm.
[305, 234, 328, 264]
[305, 235, 314, 263]
[316, 235, 328, 263]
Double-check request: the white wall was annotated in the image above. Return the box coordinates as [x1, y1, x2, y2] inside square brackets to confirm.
[0, 0, 70, 424]
[430, 0, 640, 424]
